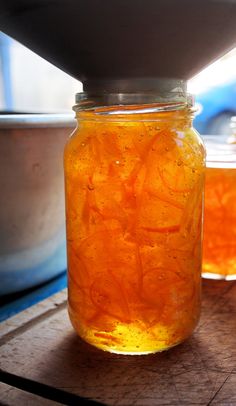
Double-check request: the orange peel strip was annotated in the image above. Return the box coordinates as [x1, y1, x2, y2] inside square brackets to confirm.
[141, 225, 180, 233]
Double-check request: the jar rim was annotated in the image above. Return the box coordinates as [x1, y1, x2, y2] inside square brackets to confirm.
[73, 92, 194, 114]
[203, 136, 236, 168]
[231, 116, 236, 129]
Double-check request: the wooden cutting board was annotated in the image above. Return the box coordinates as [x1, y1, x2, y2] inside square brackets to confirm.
[1, 279, 236, 405]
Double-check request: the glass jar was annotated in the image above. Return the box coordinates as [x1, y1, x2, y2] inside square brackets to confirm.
[229, 116, 236, 143]
[64, 88, 205, 354]
[202, 133, 236, 280]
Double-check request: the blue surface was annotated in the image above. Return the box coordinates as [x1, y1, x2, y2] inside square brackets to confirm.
[0, 271, 67, 323]
[0, 32, 13, 109]
[194, 79, 236, 134]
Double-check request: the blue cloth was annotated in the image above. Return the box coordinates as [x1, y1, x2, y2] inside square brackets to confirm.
[0, 271, 67, 323]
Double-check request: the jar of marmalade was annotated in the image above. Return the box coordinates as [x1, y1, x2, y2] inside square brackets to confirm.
[203, 130, 236, 280]
[230, 116, 236, 143]
[64, 81, 205, 354]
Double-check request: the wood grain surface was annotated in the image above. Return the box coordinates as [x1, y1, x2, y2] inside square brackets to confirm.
[0, 280, 236, 406]
[0, 382, 61, 406]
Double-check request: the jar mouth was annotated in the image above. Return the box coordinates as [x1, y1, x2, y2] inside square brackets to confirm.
[231, 116, 236, 130]
[203, 135, 236, 169]
[73, 92, 194, 114]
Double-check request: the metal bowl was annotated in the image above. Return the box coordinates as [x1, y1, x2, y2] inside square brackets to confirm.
[0, 113, 75, 295]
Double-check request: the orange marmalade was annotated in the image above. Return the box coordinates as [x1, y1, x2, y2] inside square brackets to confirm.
[203, 137, 236, 280]
[64, 94, 205, 354]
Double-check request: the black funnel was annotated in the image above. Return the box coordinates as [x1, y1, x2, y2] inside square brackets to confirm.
[1, 0, 236, 92]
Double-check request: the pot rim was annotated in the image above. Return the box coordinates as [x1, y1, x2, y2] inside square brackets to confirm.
[0, 113, 75, 129]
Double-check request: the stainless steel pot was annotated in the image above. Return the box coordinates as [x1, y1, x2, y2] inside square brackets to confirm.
[0, 114, 75, 295]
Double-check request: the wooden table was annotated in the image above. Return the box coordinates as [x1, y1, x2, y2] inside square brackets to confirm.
[1, 279, 236, 406]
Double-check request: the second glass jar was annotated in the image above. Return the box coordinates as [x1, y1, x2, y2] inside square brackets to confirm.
[203, 130, 236, 280]
[64, 92, 205, 354]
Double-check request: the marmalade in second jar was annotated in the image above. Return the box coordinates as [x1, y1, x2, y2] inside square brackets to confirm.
[203, 137, 236, 280]
[64, 95, 205, 354]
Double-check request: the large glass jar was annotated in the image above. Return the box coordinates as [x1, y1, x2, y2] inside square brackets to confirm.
[64, 90, 205, 354]
[203, 132, 236, 280]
